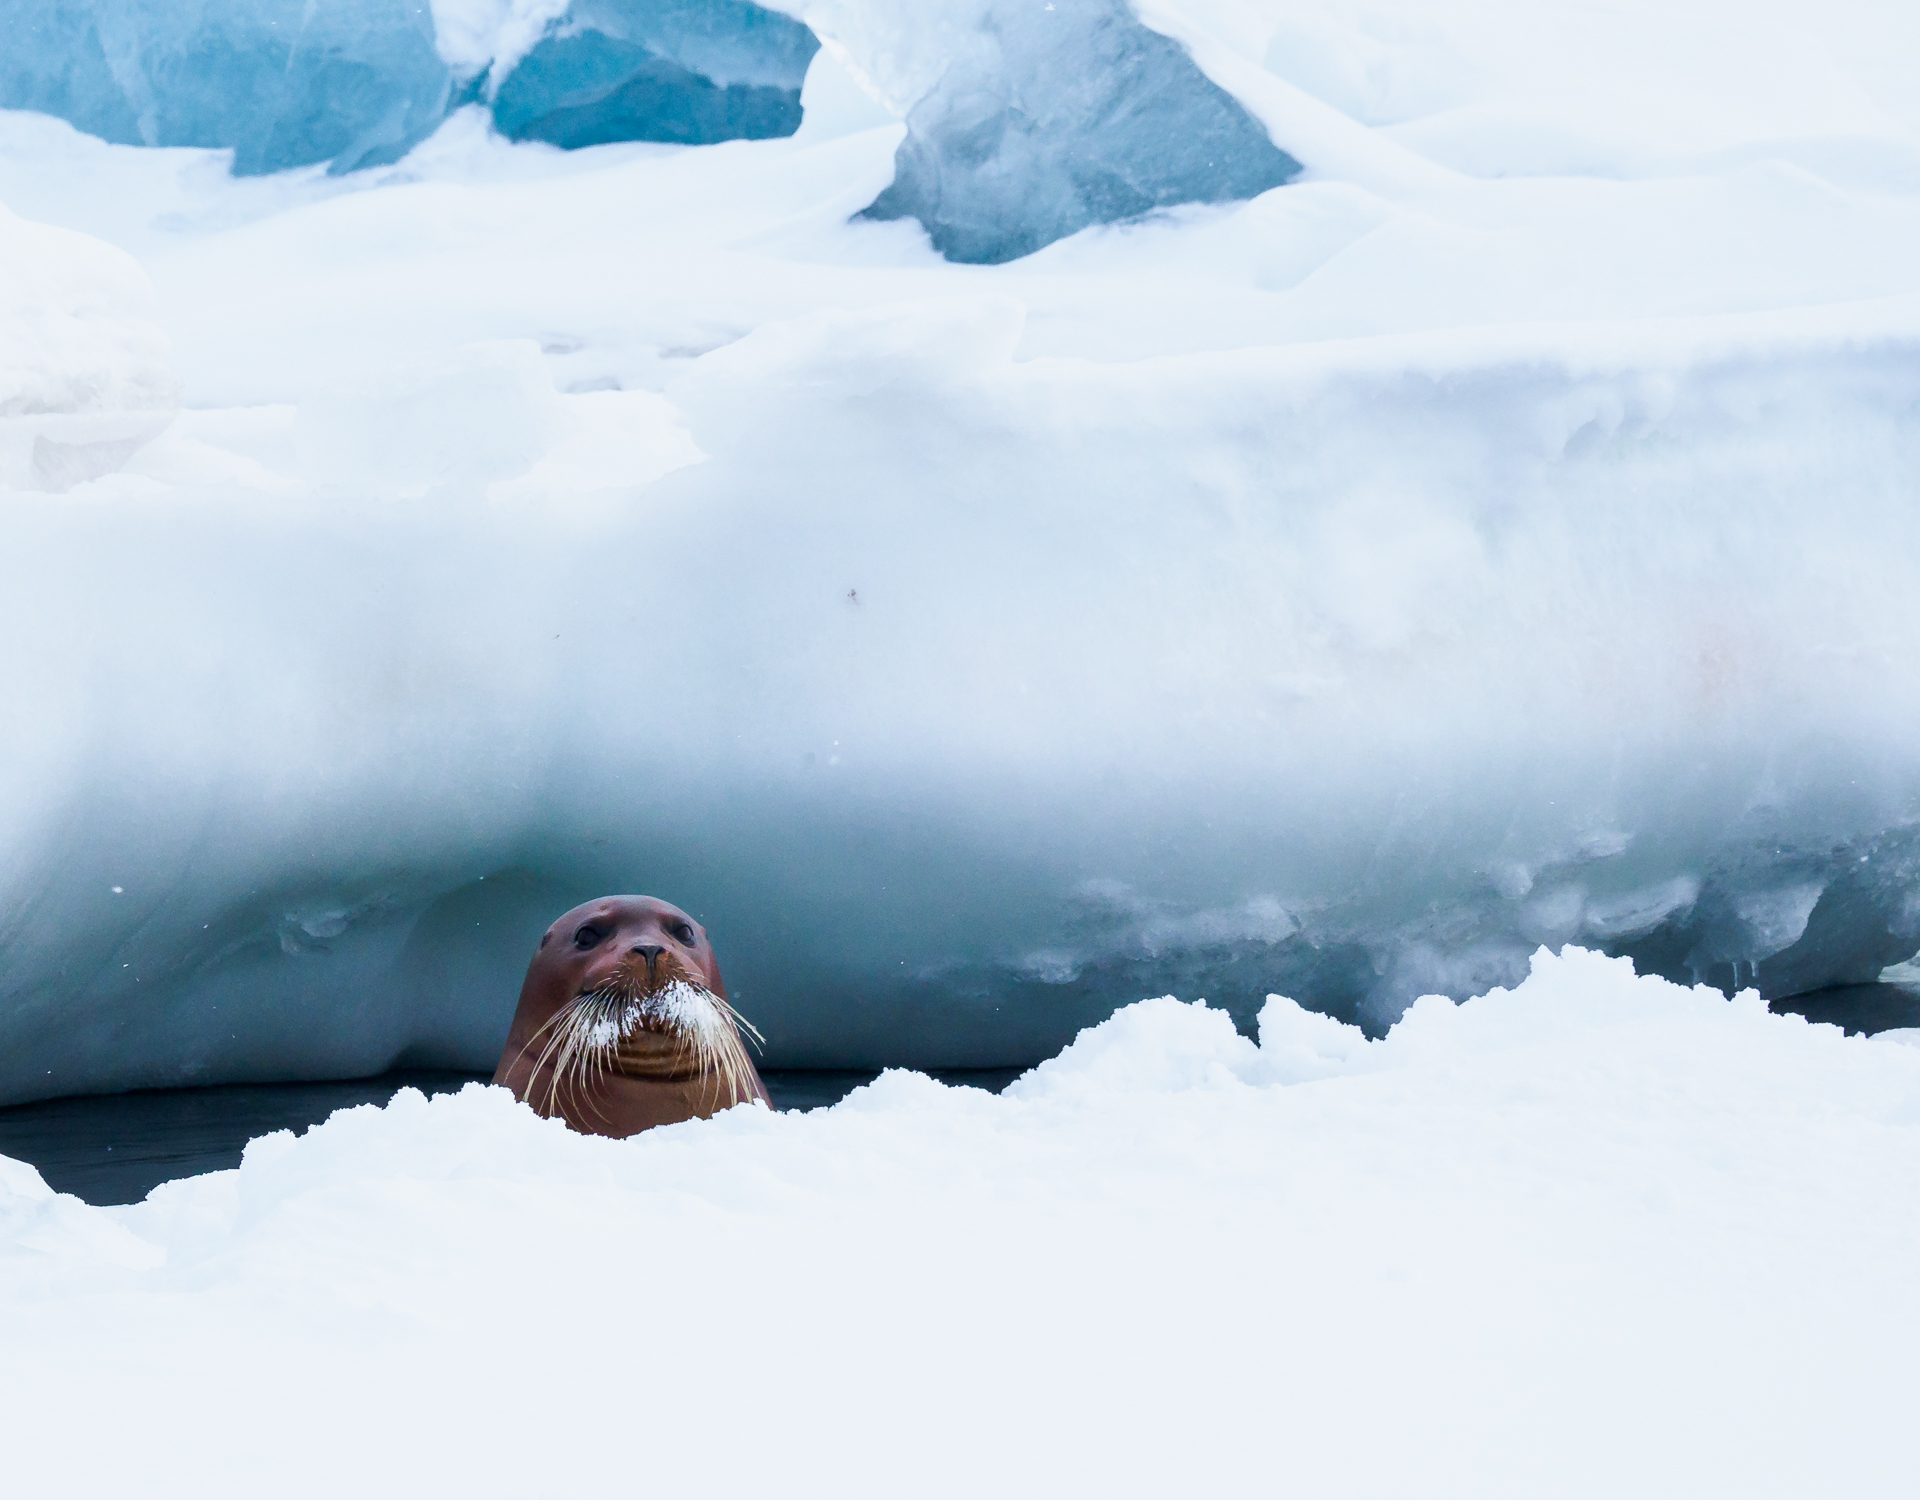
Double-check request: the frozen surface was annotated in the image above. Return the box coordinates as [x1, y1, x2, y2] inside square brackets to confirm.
[2, 0, 454, 175]
[3, 1, 1920, 1097]
[5, 950, 1920, 1496]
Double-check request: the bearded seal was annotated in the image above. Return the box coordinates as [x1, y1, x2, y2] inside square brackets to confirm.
[492, 895, 769, 1137]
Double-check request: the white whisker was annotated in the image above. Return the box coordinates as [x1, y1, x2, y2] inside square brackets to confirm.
[514, 972, 762, 1117]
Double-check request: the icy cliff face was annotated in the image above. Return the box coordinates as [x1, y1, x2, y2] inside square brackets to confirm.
[789, 0, 1301, 262]
[5, 293, 1920, 1101]
[2, 0, 454, 175]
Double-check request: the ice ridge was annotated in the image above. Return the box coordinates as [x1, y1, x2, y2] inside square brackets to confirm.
[854, 0, 1302, 263]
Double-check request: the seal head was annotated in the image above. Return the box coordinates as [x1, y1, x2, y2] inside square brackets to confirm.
[492, 895, 769, 1137]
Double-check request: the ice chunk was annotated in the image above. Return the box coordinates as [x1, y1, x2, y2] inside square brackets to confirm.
[430, 0, 574, 83]
[488, 0, 821, 148]
[0, 200, 178, 491]
[1, 1, 818, 172]
[823, 0, 1301, 262]
[2, 0, 454, 176]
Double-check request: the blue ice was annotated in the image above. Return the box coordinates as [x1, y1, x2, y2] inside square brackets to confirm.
[490, 0, 820, 149]
[3, 0, 454, 176]
[0, 0, 819, 175]
[860, 0, 1302, 264]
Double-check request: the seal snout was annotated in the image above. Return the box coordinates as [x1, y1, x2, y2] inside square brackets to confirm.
[629, 941, 668, 988]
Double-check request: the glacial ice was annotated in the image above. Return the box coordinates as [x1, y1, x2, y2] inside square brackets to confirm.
[4, 0, 1920, 1101]
[487, 0, 820, 148]
[804, 0, 1303, 262]
[1, 1, 1289, 254]
[3, 0, 455, 175]
[0, 1, 819, 174]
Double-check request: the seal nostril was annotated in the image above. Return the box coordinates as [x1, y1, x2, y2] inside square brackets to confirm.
[632, 944, 666, 965]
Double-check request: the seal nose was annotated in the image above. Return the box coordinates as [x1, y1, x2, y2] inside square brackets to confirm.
[631, 943, 666, 973]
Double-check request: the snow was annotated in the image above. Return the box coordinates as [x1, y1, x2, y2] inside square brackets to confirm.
[2, 2, 1920, 1097]
[4, 948, 1920, 1496]
[430, 0, 574, 82]
[0, 198, 178, 490]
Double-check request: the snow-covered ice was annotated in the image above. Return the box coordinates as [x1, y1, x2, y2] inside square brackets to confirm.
[834, 0, 1301, 261]
[4, 1, 1920, 1096]
[4, 949, 1919, 1496]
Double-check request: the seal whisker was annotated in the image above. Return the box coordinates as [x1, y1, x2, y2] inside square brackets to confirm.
[523, 987, 630, 1121]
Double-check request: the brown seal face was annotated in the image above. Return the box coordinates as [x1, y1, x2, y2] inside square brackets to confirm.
[491, 895, 769, 1137]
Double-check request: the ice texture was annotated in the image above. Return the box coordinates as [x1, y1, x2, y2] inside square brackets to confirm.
[0, 1, 817, 173]
[7, 950, 1920, 1495]
[4, 1, 1920, 1100]
[489, 0, 821, 148]
[0, 200, 178, 490]
[1, 0, 454, 175]
[821, 0, 1302, 262]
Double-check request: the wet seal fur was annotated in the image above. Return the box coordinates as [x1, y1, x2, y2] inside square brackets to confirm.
[493, 895, 770, 1136]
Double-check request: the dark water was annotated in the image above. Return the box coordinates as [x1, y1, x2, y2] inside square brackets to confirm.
[0, 1066, 1024, 1207]
[1768, 981, 1920, 1035]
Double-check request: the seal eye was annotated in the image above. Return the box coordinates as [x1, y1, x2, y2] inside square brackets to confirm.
[671, 921, 696, 945]
[573, 925, 605, 950]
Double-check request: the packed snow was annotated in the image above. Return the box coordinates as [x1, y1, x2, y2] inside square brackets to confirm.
[4, 0, 1920, 1098]
[5, 949, 1920, 1496]
[0, 198, 178, 489]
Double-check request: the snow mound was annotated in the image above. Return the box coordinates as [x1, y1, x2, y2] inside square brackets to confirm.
[8, 948, 1920, 1496]
[0, 199, 177, 491]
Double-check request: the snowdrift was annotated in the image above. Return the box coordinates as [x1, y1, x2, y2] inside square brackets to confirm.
[0, 199, 177, 489]
[4, 949, 1920, 1497]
